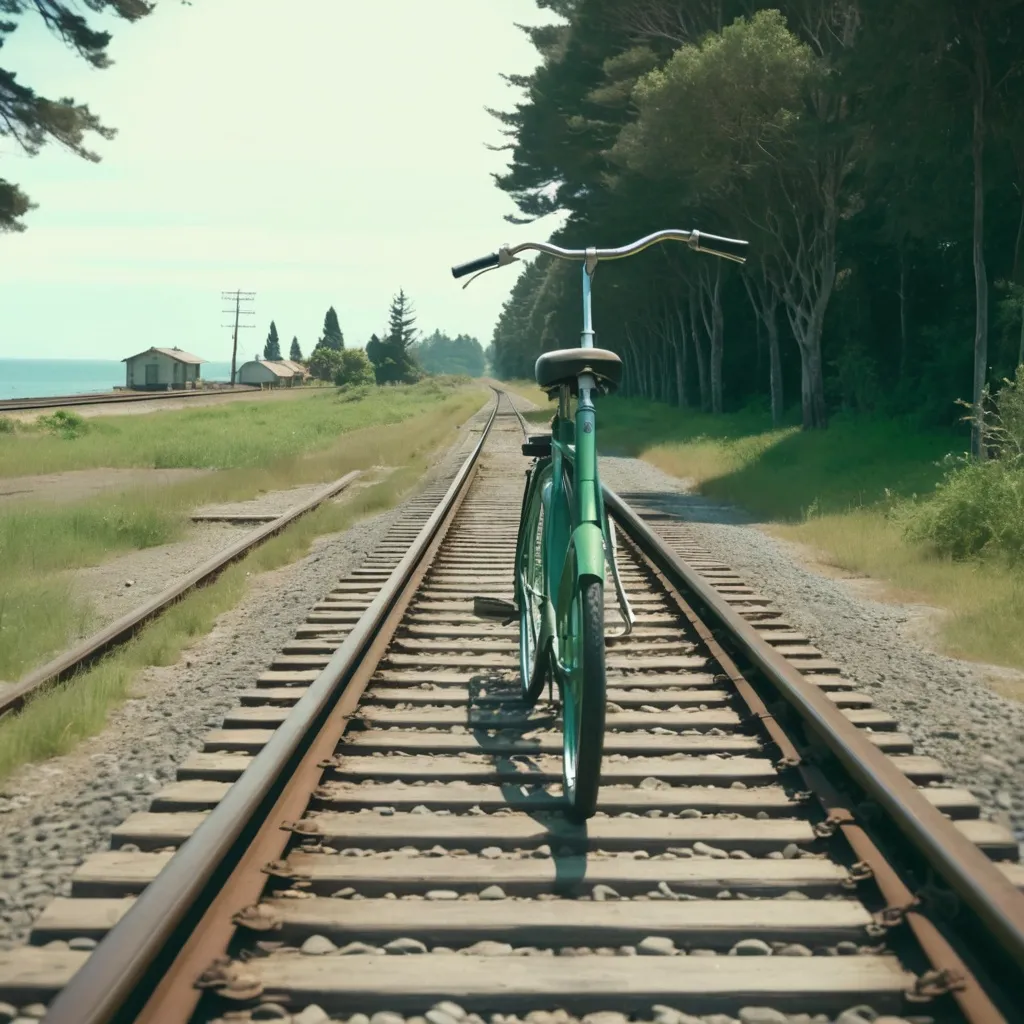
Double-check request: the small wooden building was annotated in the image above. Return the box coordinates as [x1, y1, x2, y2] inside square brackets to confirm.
[237, 359, 300, 387]
[123, 347, 205, 390]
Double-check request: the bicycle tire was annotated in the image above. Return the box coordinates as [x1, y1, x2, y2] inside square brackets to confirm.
[516, 463, 550, 705]
[561, 575, 606, 822]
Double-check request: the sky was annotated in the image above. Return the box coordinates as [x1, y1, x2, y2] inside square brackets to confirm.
[0, 0, 563, 363]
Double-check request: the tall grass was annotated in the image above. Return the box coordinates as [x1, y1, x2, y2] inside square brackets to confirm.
[0, 384, 485, 683]
[0, 378, 477, 477]
[0, 422, 465, 781]
[559, 389, 1024, 676]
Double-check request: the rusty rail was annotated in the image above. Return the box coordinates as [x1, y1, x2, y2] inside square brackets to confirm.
[41, 394, 499, 1024]
[1, 470, 362, 718]
[605, 485, 1024, 996]
[0, 386, 257, 413]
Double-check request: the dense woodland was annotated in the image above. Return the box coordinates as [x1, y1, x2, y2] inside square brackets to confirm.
[488, 0, 1024, 447]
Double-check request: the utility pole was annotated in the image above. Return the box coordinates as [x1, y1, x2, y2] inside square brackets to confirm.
[221, 290, 256, 385]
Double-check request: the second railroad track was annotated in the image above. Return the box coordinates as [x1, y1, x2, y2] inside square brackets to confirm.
[0, 391, 1022, 1024]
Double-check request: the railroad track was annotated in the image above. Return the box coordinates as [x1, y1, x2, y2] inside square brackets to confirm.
[0, 387, 256, 414]
[0, 471, 363, 718]
[1, 391, 1023, 1023]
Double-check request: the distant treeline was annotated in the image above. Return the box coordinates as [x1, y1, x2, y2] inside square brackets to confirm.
[487, 0, 1024, 452]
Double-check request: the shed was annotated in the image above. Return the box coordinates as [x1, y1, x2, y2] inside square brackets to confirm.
[237, 359, 298, 387]
[277, 359, 310, 380]
[123, 347, 205, 391]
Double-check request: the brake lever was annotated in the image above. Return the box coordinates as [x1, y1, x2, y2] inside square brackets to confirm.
[461, 245, 520, 289]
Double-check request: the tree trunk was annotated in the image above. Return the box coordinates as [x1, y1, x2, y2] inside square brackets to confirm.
[1018, 296, 1024, 371]
[698, 264, 724, 414]
[898, 246, 909, 382]
[688, 287, 710, 412]
[970, 49, 989, 461]
[766, 308, 783, 428]
[963, 15, 994, 457]
[743, 270, 784, 427]
[674, 302, 689, 408]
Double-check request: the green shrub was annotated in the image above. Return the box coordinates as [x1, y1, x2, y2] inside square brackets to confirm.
[0, 417, 15, 434]
[333, 349, 376, 388]
[901, 458, 1024, 562]
[38, 409, 88, 439]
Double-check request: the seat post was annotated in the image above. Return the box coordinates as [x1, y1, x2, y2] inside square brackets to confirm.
[580, 249, 597, 349]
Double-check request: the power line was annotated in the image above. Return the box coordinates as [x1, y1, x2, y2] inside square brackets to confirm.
[221, 289, 256, 385]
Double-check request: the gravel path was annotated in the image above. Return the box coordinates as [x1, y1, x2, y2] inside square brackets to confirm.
[600, 455, 1024, 848]
[0, 400, 490, 950]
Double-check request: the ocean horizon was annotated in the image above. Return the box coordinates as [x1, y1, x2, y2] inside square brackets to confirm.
[0, 357, 237, 400]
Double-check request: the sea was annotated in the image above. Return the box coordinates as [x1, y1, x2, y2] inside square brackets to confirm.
[0, 358, 236, 400]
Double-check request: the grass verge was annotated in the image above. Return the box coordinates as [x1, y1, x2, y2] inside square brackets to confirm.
[0, 384, 486, 681]
[592, 395, 1024, 674]
[0, 429, 460, 781]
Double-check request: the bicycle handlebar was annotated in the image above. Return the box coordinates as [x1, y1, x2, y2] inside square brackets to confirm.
[450, 228, 748, 281]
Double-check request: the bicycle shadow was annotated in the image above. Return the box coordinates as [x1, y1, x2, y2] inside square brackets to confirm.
[465, 671, 592, 896]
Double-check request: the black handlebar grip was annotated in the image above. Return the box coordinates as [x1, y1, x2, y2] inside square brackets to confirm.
[694, 231, 749, 259]
[452, 253, 501, 279]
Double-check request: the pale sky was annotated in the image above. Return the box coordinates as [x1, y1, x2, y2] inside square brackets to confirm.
[0, 0, 563, 362]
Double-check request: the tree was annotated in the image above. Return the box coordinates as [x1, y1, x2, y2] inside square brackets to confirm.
[264, 321, 282, 361]
[289, 336, 303, 362]
[366, 290, 421, 384]
[320, 306, 344, 351]
[308, 346, 343, 382]
[411, 330, 487, 376]
[613, 9, 849, 428]
[333, 349, 376, 387]
[0, 1, 175, 232]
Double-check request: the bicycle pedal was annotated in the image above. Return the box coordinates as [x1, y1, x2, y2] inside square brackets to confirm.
[472, 596, 518, 623]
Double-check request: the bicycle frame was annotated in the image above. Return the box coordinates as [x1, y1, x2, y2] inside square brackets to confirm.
[515, 260, 632, 676]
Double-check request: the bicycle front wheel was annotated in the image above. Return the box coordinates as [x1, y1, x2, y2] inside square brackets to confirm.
[516, 462, 550, 705]
[561, 574, 606, 822]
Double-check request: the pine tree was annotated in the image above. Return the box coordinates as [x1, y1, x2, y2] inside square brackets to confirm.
[264, 321, 282, 361]
[320, 307, 344, 351]
[290, 336, 303, 362]
[366, 291, 421, 384]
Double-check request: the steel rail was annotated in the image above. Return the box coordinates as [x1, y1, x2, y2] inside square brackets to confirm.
[42, 393, 500, 1024]
[621, 530, 1005, 1023]
[1, 470, 363, 718]
[0, 387, 256, 413]
[604, 485, 1024, 981]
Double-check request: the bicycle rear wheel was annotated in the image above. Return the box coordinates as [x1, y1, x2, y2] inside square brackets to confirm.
[560, 574, 606, 822]
[516, 463, 550, 705]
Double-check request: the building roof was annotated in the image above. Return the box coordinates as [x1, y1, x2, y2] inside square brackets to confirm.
[278, 359, 307, 374]
[240, 359, 295, 378]
[122, 346, 206, 365]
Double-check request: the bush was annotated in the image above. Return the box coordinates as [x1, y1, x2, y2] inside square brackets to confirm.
[308, 346, 344, 383]
[333, 349, 376, 388]
[901, 370, 1024, 562]
[901, 458, 1024, 561]
[38, 410, 88, 439]
[0, 417, 15, 434]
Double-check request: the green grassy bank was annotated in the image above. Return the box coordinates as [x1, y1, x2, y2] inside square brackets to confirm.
[511, 381, 1024, 681]
[0, 379, 486, 682]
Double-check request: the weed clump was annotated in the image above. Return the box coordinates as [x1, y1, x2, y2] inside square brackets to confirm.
[38, 409, 88, 439]
[0, 417, 15, 434]
[901, 368, 1024, 562]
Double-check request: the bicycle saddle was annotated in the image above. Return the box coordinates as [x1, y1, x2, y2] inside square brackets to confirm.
[535, 347, 622, 394]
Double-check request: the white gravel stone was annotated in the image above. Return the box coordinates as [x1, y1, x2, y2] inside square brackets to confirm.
[738, 1010, 788, 1024]
[292, 1007, 331, 1024]
[600, 454, 1024, 834]
[638, 935, 677, 955]
[300, 934, 337, 955]
[384, 937, 428, 954]
[731, 938, 773, 955]
[480, 885, 506, 900]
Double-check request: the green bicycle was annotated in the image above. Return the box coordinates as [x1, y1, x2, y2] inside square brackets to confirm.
[452, 228, 747, 820]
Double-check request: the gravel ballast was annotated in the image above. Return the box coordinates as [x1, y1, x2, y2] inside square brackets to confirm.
[0, 401, 489, 950]
[600, 455, 1024, 845]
